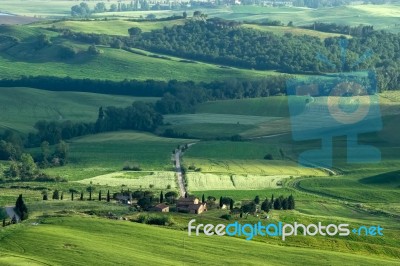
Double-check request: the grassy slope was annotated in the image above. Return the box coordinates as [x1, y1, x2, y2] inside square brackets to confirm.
[212, 4, 400, 33]
[41, 131, 192, 181]
[37, 18, 186, 35]
[243, 24, 346, 39]
[0, 87, 155, 133]
[0, 215, 398, 265]
[0, 25, 275, 82]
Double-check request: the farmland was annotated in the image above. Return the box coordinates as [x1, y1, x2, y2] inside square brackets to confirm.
[0, 36, 273, 82]
[0, 87, 154, 133]
[41, 131, 191, 180]
[1, 2, 400, 265]
[39, 19, 186, 35]
[1, 215, 399, 265]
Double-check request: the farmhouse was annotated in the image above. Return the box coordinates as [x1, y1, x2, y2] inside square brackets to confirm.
[153, 203, 170, 212]
[176, 196, 207, 214]
[115, 194, 132, 205]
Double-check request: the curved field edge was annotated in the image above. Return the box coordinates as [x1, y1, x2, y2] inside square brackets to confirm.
[0, 216, 398, 266]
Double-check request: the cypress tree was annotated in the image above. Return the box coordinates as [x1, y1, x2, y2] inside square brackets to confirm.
[107, 190, 110, 202]
[229, 199, 234, 210]
[202, 194, 205, 203]
[99, 190, 102, 201]
[80, 192, 83, 200]
[288, 194, 295, 210]
[15, 194, 28, 221]
[261, 199, 270, 212]
[160, 191, 164, 203]
[61, 192, 64, 200]
[2, 218, 5, 227]
[254, 195, 260, 204]
[219, 196, 223, 208]
[71, 191, 74, 201]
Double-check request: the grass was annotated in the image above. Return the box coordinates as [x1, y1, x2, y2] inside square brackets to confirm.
[0, 87, 155, 134]
[0, 35, 277, 82]
[196, 96, 291, 117]
[76, 171, 177, 190]
[0, 215, 399, 265]
[38, 18, 186, 35]
[243, 24, 346, 39]
[41, 131, 191, 181]
[211, 4, 400, 33]
[186, 172, 291, 191]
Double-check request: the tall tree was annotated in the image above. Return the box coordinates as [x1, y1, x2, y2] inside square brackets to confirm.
[288, 194, 295, 210]
[202, 194, 205, 203]
[254, 195, 260, 204]
[159, 191, 164, 203]
[86, 185, 95, 201]
[98, 190, 102, 201]
[107, 190, 110, 202]
[15, 194, 28, 221]
[52, 190, 60, 200]
[261, 199, 270, 212]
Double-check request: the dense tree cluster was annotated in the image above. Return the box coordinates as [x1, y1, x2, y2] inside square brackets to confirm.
[126, 19, 398, 74]
[301, 22, 374, 37]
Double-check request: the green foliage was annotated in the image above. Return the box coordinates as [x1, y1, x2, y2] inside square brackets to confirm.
[241, 201, 256, 213]
[136, 214, 173, 225]
[87, 44, 101, 55]
[52, 190, 60, 200]
[261, 199, 270, 212]
[15, 194, 28, 220]
[254, 195, 260, 204]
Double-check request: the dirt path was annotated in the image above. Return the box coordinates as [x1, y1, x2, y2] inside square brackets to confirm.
[175, 143, 196, 197]
[175, 150, 186, 197]
[5, 206, 20, 222]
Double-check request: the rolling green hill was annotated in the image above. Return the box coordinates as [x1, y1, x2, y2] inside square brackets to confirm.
[0, 87, 154, 133]
[211, 4, 400, 33]
[37, 18, 186, 35]
[0, 25, 276, 82]
[0, 215, 398, 265]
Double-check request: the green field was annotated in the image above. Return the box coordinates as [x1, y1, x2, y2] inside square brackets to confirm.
[243, 24, 346, 39]
[76, 171, 177, 189]
[0, 87, 154, 133]
[1, 215, 398, 265]
[0, 23, 279, 82]
[210, 4, 400, 33]
[187, 172, 292, 191]
[40, 131, 191, 181]
[38, 18, 186, 35]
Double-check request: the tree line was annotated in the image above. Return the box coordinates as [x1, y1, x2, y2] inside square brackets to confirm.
[51, 20, 400, 90]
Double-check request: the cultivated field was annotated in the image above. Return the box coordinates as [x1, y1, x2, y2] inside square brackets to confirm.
[187, 172, 292, 191]
[41, 131, 191, 180]
[1, 215, 398, 265]
[77, 171, 177, 189]
[0, 87, 153, 133]
[39, 18, 186, 35]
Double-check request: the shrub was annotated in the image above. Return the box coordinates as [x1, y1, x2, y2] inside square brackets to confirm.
[220, 214, 232, 220]
[264, 154, 273, 160]
[58, 45, 77, 59]
[136, 214, 173, 225]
